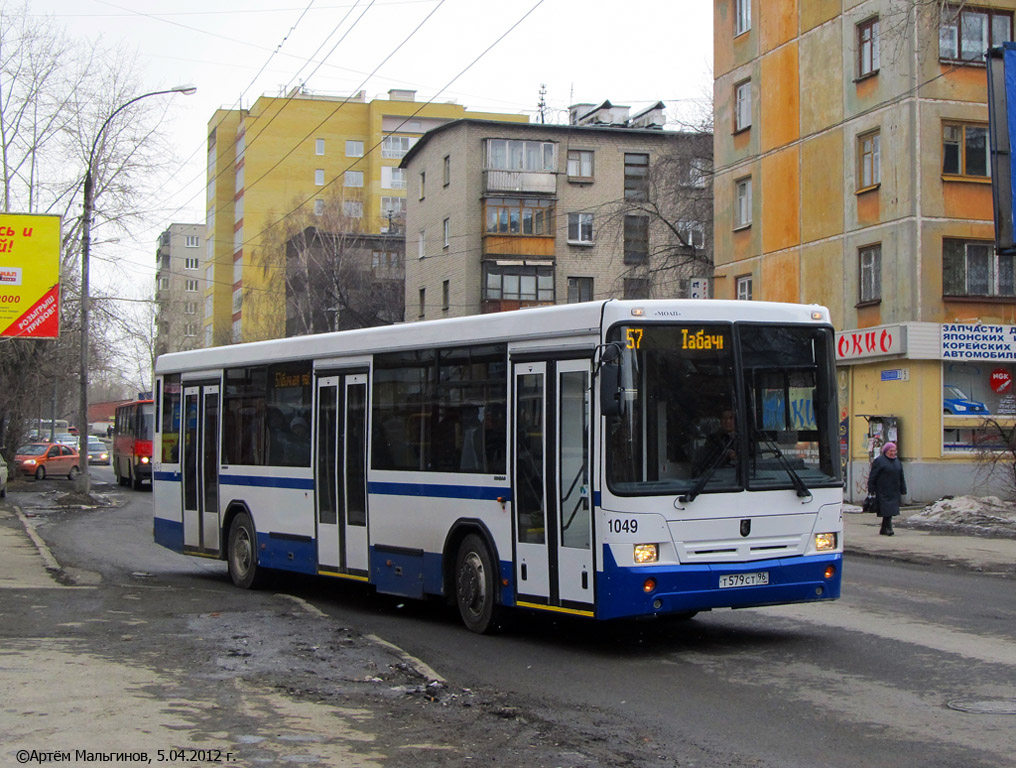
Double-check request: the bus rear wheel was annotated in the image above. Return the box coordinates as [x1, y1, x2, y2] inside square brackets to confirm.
[228, 512, 266, 589]
[455, 534, 502, 634]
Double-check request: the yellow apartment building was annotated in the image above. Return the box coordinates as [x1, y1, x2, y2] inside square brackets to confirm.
[713, 1, 1016, 502]
[203, 89, 528, 345]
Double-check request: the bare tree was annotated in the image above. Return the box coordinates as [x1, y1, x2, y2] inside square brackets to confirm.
[972, 417, 1016, 500]
[599, 131, 714, 299]
[0, 2, 185, 453]
[246, 190, 405, 340]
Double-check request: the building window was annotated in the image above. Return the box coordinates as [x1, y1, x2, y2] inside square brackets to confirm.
[343, 201, 363, 219]
[736, 275, 753, 301]
[418, 287, 426, 318]
[677, 220, 705, 249]
[623, 215, 649, 265]
[858, 17, 880, 77]
[184, 323, 198, 337]
[346, 140, 364, 157]
[233, 256, 243, 284]
[316, 138, 325, 155]
[859, 244, 882, 303]
[939, 5, 1012, 62]
[624, 153, 649, 201]
[443, 217, 450, 248]
[418, 229, 426, 259]
[442, 280, 450, 310]
[185, 235, 200, 248]
[484, 264, 554, 303]
[484, 198, 554, 236]
[185, 302, 197, 315]
[314, 169, 324, 186]
[381, 135, 417, 159]
[858, 130, 881, 189]
[943, 239, 1016, 297]
[734, 79, 752, 132]
[567, 212, 594, 244]
[382, 166, 406, 189]
[682, 157, 709, 188]
[735, 177, 752, 229]
[184, 257, 200, 270]
[567, 150, 594, 179]
[205, 295, 213, 317]
[419, 171, 425, 199]
[735, 0, 750, 36]
[344, 170, 363, 188]
[158, 277, 169, 291]
[623, 277, 650, 300]
[943, 123, 989, 177]
[185, 279, 199, 292]
[567, 276, 593, 303]
[315, 199, 324, 216]
[443, 155, 450, 186]
[485, 139, 556, 171]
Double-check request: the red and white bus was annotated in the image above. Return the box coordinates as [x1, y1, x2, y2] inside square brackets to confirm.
[113, 399, 155, 489]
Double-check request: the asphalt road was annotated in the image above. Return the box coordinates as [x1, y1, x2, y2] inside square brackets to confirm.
[8, 478, 1016, 768]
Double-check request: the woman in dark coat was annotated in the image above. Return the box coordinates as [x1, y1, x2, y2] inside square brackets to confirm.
[868, 441, 907, 536]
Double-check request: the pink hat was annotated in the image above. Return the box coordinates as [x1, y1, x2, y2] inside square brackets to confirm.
[881, 441, 897, 454]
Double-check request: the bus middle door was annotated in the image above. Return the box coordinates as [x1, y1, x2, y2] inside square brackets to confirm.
[513, 359, 594, 614]
[315, 372, 369, 578]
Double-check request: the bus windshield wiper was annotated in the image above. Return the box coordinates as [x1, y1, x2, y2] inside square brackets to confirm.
[752, 428, 812, 500]
[679, 433, 736, 503]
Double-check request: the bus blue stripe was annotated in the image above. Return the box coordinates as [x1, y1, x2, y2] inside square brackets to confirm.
[220, 474, 315, 490]
[369, 481, 510, 502]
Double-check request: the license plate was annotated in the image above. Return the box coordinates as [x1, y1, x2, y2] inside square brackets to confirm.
[719, 571, 769, 589]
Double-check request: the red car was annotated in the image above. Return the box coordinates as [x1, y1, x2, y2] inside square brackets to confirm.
[14, 442, 81, 480]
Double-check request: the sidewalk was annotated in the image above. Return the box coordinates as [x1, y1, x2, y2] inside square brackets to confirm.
[843, 506, 1016, 576]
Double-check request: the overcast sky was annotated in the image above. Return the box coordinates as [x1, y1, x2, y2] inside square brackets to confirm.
[29, 0, 714, 297]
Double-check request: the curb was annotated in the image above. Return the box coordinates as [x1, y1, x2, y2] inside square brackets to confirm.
[13, 505, 63, 576]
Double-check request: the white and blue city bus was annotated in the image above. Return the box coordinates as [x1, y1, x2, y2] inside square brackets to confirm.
[153, 299, 842, 633]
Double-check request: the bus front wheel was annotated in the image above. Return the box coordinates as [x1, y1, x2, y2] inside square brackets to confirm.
[455, 534, 502, 634]
[228, 512, 265, 589]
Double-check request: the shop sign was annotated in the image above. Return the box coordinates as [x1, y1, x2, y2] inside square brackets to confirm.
[836, 325, 905, 361]
[941, 324, 1016, 360]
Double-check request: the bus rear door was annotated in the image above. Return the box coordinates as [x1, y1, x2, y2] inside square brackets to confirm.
[512, 358, 594, 615]
[181, 383, 220, 556]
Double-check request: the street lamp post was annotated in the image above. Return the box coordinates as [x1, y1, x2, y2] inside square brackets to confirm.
[77, 84, 196, 494]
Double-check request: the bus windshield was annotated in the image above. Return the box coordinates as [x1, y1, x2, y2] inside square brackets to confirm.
[606, 323, 840, 496]
[138, 403, 155, 441]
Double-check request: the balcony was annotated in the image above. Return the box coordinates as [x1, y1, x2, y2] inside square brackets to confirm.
[484, 169, 556, 195]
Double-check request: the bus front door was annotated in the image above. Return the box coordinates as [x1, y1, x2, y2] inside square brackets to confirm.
[513, 359, 594, 614]
[315, 373, 369, 578]
[181, 384, 220, 555]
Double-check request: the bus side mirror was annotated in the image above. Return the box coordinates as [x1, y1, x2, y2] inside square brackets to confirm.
[599, 343, 623, 417]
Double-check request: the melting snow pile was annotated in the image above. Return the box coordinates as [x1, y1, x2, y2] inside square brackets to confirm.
[907, 495, 1016, 537]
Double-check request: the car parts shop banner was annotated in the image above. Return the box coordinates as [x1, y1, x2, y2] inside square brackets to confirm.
[0, 213, 61, 339]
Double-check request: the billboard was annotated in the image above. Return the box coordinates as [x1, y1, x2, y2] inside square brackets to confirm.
[0, 213, 61, 338]
[988, 44, 1016, 254]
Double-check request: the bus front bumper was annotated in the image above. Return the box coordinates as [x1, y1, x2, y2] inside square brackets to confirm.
[596, 550, 842, 621]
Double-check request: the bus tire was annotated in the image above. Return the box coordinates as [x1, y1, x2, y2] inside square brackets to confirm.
[228, 512, 265, 590]
[35, 466, 45, 481]
[455, 534, 502, 634]
[131, 467, 142, 490]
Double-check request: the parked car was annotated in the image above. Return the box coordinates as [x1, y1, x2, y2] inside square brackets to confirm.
[0, 456, 8, 497]
[943, 385, 989, 415]
[13, 443, 81, 480]
[86, 439, 110, 465]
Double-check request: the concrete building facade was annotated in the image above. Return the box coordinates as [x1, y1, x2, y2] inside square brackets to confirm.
[154, 223, 206, 357]
[401, 111, 713, 320]
[203, 89, 528, 344]
[713, 0, 1016, 501]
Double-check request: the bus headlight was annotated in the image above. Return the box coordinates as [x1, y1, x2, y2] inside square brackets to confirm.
[634, 543, 659, 564]
[814, 533, 837, 551]
[140, 456, 150, 464]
